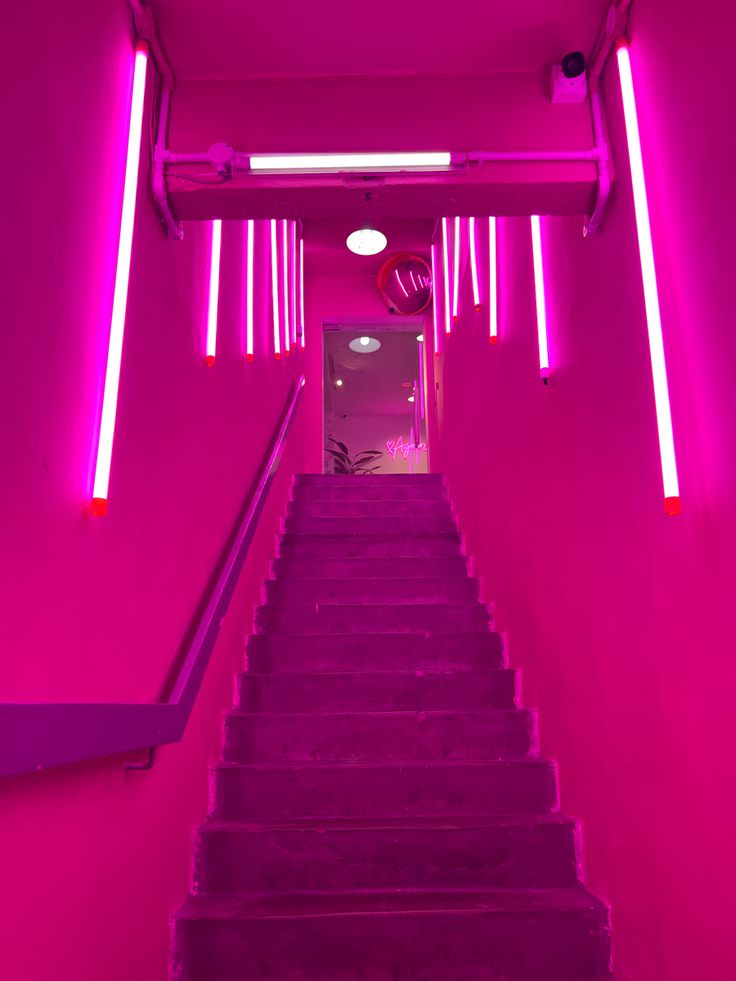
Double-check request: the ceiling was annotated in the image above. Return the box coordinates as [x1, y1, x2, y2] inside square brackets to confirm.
[152, 1, 609, 80]
[325, 328, 423, 417]
[304, 218, 433, 275]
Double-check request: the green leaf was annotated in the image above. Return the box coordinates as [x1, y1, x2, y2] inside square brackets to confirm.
[325, 448, 351, 464]
[327, 437, 349, 455]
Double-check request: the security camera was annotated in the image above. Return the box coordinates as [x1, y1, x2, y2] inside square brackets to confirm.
[551, 52, 588, 104]
[561, 51, 586, 79]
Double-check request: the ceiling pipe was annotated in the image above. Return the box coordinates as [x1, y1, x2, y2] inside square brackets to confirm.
[128, 0, 183, 239]
[584, 0, 633, 234]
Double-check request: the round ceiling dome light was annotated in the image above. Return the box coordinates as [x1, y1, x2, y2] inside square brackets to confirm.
[346, 227, 387, 256]
[349, 336, 381, 353]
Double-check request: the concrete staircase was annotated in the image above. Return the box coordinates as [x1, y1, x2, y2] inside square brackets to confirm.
[172, 474, 612, 980]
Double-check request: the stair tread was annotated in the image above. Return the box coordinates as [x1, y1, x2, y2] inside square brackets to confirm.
[215, 759, 551, 771]
[200, 814, 576, 833]
[176, 885, 606, 920]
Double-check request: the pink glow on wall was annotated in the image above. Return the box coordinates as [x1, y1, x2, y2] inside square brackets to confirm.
[205, 219, 222, 367]
[616, 40, 680, 515]
[430, 242, 440, 355]
[452, 215, 461, 320]
[90, 40, 148, 516]
[530, 215, 550, 379]
[298, 236, 305, 348]
[245, 219, 255, 362]
[469, 216, 481, 310]
[281, 219, 291, 355]
[441, 217, 451, 334]
[270, 219, 281, 359]
[488, 217, 498, 343]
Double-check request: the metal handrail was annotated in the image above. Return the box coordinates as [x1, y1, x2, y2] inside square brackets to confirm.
[0, 375, 306, 778]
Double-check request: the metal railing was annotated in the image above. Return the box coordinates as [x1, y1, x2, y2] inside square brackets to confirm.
[0, 375, 305, 778]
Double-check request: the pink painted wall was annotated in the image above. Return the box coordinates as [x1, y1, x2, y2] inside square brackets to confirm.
[433, 4, 736, 979]
[0, 3, 305, 978]
[302, 273, 435, 472]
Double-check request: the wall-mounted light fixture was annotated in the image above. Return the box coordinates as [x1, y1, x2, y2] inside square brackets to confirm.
[346, 227, 387, 256]
[245, 219, 254, 362]
[616, 40, 680, 515]
[270, 219, 281, 359]
[469, 217, 481, 311]
[249, 152, 454, 173]
[530, 215, 550, 380]
[91, 41, 148, 516]
[205, 219, 222, 367]
[488, 217, 498, 344]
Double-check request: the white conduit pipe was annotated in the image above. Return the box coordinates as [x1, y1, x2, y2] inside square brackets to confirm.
[128, 1, 182, 239]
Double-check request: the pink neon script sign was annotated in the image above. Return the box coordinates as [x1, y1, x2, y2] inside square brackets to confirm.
[386, 435, 428, 460]
[205, 219, 222, 366]
[91, 41, 148, 516]
[617, 40, 681, 515]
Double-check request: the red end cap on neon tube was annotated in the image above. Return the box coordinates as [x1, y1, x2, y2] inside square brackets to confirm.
[91, 497, 108, 517]
[205, 355, 215, 367]
[664, 496, 682, 516]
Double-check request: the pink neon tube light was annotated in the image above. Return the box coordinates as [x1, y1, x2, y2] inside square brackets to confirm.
[452, 216, 461, 320]
[245, 219, 254, 362]
[205, 219, 222, 366]
[290, 222, 298, 347]
[430, 242, 440, 355]
[91, 41, 148, 516]
[441, 218, 451, 334]
[617, 40, 681, 515]
[281, 220, 290, 355]
[270, 219, 281, 358]
[469, 217, 481, 310]
[299, 236, 305, 348]
[530, 215, 549, 379]
[488, 217, 498, 343]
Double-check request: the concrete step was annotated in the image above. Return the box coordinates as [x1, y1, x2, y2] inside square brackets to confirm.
[211, 760, 558, 821]
[172, 888, 611, 981]
[245, 632, 505, 673]
[265, 577, 479, 606]
[293, 483, 447, 503]
[284, 515, 458, 535]
[271, 555, 469, 579]
[288, 499, 452, 518]
[222, 709, 537, 763]
[193, 815, 580, 895]
[278, 533, 462, 559]
[237, 669, 517, 713]
[296, 473, 445, 486]
[254, 603, 491, 634]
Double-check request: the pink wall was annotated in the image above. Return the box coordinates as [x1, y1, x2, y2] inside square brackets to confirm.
[0, 3, 305, 978]
[302, 273, 435, 472]
[434, 4, 736, 979]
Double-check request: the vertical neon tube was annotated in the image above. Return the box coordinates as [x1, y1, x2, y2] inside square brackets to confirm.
[245, 219, 254, 362]
[452, 215, 461, 320]
[469, 216, 481, 310]
[290, 221, 298, 347]
[299, 236, 305, 348]
[617, 40, 681, 515]
[281, 220, 290, 355]
[270, 219, 281, 359]
[205, 219, 222, 366]
[488, 217, 498, 343]
[441, 217, 451, 334]
[91, 41, 148, 516]
[530, 216, 550, 380]
[430, 242, 440, 355]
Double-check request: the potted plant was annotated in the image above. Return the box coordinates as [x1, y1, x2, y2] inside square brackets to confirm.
[326, 437, 383, 474]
